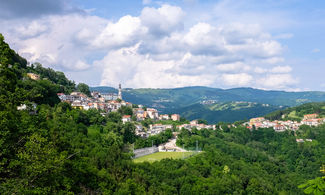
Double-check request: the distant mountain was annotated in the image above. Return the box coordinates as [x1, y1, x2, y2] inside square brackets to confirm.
[173, 102, 283, 123]
[91, 86, 325, 123]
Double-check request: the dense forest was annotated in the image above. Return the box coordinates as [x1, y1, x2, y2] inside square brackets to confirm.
[1, 33, 325, 194]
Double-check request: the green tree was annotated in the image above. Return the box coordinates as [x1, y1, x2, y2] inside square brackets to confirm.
[77, 83, 91, 97]
[299, 177, 325, 195]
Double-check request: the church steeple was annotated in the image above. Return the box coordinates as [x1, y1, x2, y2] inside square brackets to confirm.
[118, 83, 122, 100]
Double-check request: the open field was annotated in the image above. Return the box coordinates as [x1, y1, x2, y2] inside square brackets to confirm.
[133, 152, 196, 163]
[288, 111, 301, 119]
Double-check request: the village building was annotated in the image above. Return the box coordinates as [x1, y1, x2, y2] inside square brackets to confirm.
[190, 120, 198, 126]
[146, 108, 159, 120]
[159, 114, 170, 120]
[26, 73, 40, 80]
[273, 124, 286, 132]
[171, 114, 180, 121]
[296, 139, 304, 143]
[301, 118, 321, 126]
[148, 124, 173, 135]
[122, 115, 132, 123]
[71, 100, 84, 110]
[249, 117, 265, 126]
[303, 113, 319, 120]
[101, 93, 118, 101]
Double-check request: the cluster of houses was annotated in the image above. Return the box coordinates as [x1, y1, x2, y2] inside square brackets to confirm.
[129, 112, 181, 138]
[135, 124, 174, 138]
[57, 84, 186, 138]
[57, 91, 132, 113]
[177, 120, 216, 130]
[57, 84, 134, 114]
[246, 113, 325, 132]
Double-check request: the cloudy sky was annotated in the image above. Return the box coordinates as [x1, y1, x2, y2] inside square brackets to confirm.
[1, 0, 325, 91]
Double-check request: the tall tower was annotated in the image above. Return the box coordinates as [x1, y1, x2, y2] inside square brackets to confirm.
[118, 83, 122, 100]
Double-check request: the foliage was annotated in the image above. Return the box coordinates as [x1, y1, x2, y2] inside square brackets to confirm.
[299, 177, 325, 195]
[134, 129, 173, 149]
[118, 105, 133, 116]
[1, 34, 325, 194]
[266, 102, 325, 121]
[31, 62, 76, 94]
[77, 83, 91, 97]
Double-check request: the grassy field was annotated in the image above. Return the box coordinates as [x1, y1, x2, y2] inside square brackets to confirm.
[288, 111, 301, 119]
[133, 152, 196, 163]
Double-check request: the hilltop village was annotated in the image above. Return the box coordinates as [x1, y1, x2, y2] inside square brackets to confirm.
[56, 84, 325, 142]
[246, 113, 325, 142]
[57, 84, 215, 138]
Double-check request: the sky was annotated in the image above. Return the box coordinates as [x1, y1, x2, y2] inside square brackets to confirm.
[1, 0, 325, 91]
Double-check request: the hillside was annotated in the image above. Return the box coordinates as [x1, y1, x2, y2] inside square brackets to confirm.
[175, 102, 283, 123]
[91, 86, 325, 123]
[1, 34, 325, 194]
[265, 102, 325, 121]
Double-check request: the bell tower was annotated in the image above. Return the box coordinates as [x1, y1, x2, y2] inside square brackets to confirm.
[118, 83, 122, 100]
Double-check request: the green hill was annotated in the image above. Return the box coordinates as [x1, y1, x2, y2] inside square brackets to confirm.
[91, 86, 325, 123]
[265, 102, 325, 121]
[174, 102, 282, 123]
[1, 33, 325, 194]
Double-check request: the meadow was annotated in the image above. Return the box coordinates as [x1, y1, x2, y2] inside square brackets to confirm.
[133, 152, 196, 163]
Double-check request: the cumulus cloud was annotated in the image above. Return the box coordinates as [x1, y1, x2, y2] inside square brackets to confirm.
[270, 66, 292, 73]
[254, 65, 292, 74]
[0, 3, 299, 90]
[91, 15, 147, 49]
[140, 4, 185, 37]
[258, 74, 298, 90]
[97, 45, 214, 88]
[221, 73, 253, 86]
[2, 14, 107, 71]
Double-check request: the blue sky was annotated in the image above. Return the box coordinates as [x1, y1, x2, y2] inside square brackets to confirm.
[1, 0, 325, 91]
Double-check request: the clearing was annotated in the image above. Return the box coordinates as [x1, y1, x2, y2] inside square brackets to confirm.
[133, 151, 196, 163]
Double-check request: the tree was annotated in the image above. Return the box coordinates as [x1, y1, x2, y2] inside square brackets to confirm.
[299, 177, 325, 195]
[118, 106, 133, 116]
[299, 165, 325, 195]
[77, 83, 91, 97]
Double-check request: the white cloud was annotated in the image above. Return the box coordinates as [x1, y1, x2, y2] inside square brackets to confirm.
[2, 14, 108, 71]
[14, 21, 48, 38]
[258, 74, 298, 90]
[254, 67, 268, 74]
[91, 15, 147, 49]
[221, 73, 253, 86]
[97, 45, 214, 88]
[270, 65, 292, 73]
[140, 4, 185, 37]
[0, 3, 299, 90]
[216, 62, 250, 72]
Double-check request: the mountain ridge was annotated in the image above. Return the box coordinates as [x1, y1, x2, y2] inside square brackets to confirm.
[91, 86, 325, 123]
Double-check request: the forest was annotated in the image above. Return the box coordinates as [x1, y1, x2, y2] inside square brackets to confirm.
[1, 33, 324, 194]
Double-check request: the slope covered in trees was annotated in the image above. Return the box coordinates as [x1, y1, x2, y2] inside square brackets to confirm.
[1, 34, 324, 194]
[92, 85, 325, 123]
[265, 102, 325, 121]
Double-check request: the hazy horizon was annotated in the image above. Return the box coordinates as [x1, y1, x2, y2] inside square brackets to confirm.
[90, 85, 325, 93]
